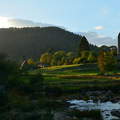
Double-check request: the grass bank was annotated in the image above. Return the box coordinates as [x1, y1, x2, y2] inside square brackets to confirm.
[31, 64, 120, 93]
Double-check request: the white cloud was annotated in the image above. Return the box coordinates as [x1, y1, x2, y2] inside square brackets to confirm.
[0, 16, 54, 28]
[94, 26, 104, 30]
[76, 32, 116, 46]
[8, 18, 53, 28]
[0, 17, 66, 29]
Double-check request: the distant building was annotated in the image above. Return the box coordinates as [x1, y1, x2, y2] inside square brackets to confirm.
[37, 62, 49, 68]
[109, 46, 117, 51]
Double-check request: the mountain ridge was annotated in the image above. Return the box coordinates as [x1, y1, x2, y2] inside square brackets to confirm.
[0, 27, 84, 60]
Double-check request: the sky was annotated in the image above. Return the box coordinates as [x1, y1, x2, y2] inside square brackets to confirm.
[0, 0, 119, 46]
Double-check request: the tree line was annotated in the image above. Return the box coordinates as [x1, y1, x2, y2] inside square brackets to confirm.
[26, 36, 117, 74]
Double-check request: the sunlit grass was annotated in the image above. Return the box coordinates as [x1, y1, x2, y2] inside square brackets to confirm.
[41, 64, 81, 70]
[30, 63, 120, 92]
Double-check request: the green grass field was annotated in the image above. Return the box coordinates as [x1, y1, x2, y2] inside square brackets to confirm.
[31, 64, 120, 92]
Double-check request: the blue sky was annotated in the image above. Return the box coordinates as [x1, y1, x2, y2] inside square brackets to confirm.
[0, 0, 119, 45]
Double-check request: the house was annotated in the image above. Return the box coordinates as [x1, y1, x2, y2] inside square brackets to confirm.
[36, 62, 49, 68]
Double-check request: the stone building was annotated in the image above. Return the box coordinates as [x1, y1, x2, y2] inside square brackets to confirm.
[118, 33, 120, 55]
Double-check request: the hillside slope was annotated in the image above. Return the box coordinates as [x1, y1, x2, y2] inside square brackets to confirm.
[0, 27, 83, 60]
[0, 27, 99, 60]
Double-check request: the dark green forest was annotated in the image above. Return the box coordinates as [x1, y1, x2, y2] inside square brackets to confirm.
[0, 27, 97, 60]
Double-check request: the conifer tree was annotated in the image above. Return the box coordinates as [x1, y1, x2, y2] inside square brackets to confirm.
[78, 36, 90, 55]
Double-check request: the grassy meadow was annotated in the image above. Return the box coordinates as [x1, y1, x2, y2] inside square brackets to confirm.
[30, 63, 120, 93]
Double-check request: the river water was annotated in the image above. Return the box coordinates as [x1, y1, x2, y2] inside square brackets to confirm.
[3, 93, 120, 120]
[68, 100, 120, 120]
[28, 94, 120, 120]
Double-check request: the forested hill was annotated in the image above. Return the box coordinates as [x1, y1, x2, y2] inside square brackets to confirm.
[0, 27, 95, 60]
